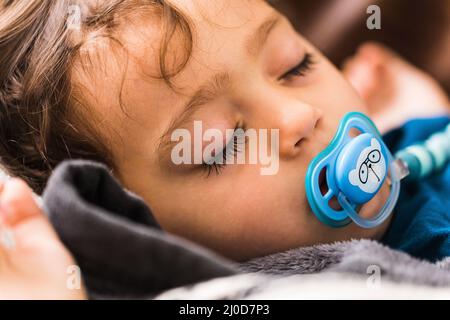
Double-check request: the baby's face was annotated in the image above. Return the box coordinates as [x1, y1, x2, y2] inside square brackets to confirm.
[77, 0, 390, 260]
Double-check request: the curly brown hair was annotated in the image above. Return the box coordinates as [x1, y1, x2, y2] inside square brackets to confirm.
[0, 0, 192, 193]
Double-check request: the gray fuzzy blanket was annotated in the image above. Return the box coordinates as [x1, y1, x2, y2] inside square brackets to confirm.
[158, 241, 450, 299]
[238, 239, 450, 286]
[43, 160, 450, 299]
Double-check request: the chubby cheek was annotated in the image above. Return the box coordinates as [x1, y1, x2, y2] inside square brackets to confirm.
[303, 58, 368, 123]
[323, 65, 368, 115]
[160, 166, 312, 260]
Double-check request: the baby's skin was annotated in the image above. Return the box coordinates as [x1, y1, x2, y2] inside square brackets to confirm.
[0, 179, 85, 299]
[0, 43, 448, 299]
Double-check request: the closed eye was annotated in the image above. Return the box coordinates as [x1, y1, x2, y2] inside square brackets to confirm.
[202, 124, 245, 177]
[279, 53, 315, 81]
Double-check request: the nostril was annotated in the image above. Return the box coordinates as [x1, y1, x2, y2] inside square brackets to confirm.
[295, 138, 304, 148]
[314, 117, 322, 129]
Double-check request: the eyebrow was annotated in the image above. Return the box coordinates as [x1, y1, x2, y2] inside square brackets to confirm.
[158, 72, 231, 155]
[158, 13, 282, 155]
[246, 13, 282, 56]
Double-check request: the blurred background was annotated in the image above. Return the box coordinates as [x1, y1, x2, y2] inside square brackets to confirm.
[272, 0, 450, 95]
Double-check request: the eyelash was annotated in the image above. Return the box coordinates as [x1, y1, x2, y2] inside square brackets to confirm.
[279, 53, 315, 81]
[202, 125, 245, 177]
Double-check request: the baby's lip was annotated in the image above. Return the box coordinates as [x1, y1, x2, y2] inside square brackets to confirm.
[318, 167, 343, 210]
[319, 168, 327, 194]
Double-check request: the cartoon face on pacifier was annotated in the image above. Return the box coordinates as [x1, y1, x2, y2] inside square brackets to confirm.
[335, 133, 388, 205]
[349, 138, 386, 194]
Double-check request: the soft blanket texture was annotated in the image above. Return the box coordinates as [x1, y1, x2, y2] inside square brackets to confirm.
[42, 160, 450, 299]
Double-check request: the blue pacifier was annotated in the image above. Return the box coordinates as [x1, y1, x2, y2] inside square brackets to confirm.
[305, 112, 401, 228]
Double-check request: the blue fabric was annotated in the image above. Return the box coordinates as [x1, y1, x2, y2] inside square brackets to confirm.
[381, 116, 450, 262]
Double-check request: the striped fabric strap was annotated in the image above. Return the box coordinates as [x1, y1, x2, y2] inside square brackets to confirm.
[395, 123, 450, 181]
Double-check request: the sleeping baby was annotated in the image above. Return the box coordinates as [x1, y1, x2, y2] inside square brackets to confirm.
[0, 0, 448, 299]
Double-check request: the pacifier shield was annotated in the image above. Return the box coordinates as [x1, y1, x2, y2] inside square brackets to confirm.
[305, 112, 400, 228]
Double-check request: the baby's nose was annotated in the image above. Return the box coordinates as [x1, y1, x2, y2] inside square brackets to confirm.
[274, 104, 322, 159]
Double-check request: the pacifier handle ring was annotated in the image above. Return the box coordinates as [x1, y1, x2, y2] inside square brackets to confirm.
[337, 177, 400, 229]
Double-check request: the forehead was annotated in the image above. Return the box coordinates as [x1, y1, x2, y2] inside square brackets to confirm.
[166, 0, 277, 83]
[95, 0, 278, 110]
[73, 0, 275, 81]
